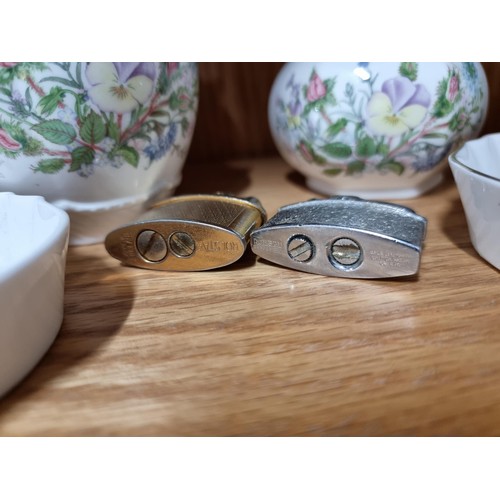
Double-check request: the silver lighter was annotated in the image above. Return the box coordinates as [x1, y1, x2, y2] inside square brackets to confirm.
[250, 196, 427, 278]
[105, 193, 266, 271]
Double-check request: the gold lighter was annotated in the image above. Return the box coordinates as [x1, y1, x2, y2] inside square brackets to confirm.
[104, 194, 266, 271]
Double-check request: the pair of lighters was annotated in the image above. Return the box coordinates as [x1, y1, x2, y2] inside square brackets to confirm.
[105, 193, 427, 279]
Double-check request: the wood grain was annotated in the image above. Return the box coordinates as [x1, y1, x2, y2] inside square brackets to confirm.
[1, 157, 499, 436]
[481, 62, 500, 136]
[188, 62, 283, 162]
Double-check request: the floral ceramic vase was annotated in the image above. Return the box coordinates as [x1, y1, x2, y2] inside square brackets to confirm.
[0, 62, 198, 244]
[269, 62, 488, 199]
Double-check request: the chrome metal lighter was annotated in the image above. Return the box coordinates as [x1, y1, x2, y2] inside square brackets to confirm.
[250, 196, 427, 278]
[105, 194, 266, 271]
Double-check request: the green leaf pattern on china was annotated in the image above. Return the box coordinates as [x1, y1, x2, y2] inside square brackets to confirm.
[274, 62, 486, 178]
[0, 62, 198, 177]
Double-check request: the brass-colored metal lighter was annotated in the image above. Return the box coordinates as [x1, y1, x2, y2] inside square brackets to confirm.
[105, 194, 266, 271]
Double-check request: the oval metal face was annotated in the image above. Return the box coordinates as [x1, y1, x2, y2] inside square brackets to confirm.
[105, 194, 266, 271]
[105, 220, 247, 271]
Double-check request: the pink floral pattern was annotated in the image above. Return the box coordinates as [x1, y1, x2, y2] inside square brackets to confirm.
[306, 72, 327, 102]
[0, 129, 21, 150]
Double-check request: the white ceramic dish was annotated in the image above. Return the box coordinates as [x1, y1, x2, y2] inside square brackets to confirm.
[0, 192, 69, 397]
[449, 133, 500, 270]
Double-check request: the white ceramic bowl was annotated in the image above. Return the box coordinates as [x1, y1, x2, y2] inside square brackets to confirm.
[269, 62, 488, 199]
[0, 192, 69, 397]
[449, 133, 500, 270]
[0, 62, 199, 245]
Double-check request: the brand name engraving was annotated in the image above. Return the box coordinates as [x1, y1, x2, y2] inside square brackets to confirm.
[201, 241, 239, 252]
[368, 249, 410, 268]
[252, 238, 283, 253]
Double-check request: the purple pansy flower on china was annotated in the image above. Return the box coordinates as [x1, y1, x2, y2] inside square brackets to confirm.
[85, 62, 157, 114]
[367, 77, 431, 136]
[284, 75, 302, 127]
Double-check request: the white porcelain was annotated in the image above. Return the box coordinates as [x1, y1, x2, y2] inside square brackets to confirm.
[0, 192, 69, 397]
[269, 62, 488, 199]
[0, 62, 198, 244]
[449, 134, 500, 270]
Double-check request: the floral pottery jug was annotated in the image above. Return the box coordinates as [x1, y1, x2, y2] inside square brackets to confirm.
[269, 62, 488, 199]
[0, 62, 199, 244]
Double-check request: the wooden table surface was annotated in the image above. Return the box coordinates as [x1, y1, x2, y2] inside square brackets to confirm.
[1, 157, 499, 436]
